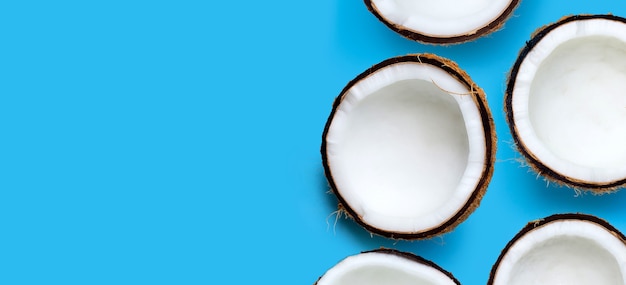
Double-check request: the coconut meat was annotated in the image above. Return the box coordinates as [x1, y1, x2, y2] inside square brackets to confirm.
[317, 251, 457, 285]
[371, 0, 512, 37]
[492, 220, 626, 285]
[325, 62, 486, 233]
[512, 19, 626, 183]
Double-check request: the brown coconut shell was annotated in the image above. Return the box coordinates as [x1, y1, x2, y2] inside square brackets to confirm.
[505, 14, 626, 192]
[321, 53, 497, 240]
[315, 248, 461, 285]
[364, 0, 521, 44]
[487, 213, 626, 285]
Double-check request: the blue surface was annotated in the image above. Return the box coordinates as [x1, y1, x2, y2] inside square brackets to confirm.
[2, 0, 626, 284]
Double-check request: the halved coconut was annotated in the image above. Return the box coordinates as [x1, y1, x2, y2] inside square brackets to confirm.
[321, 54, 496, 239]
[364, 0, 520, 44]
[315, 249, 460, 285]
[506, 15, 626, 192]
[488, 213, 626, 285]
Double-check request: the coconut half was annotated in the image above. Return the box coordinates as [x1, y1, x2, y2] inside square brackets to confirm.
[321, 54, 496, 239]
[315, 249, 460, 285]
[364, 0, 520, 44]
[506, 15, 626, 191]
[488, 213, 626, 285]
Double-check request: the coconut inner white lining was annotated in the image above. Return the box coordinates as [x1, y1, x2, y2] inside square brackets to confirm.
[317, 251, 457, 285]
[492, 220, 626, 285]
[371, 0, 511, 37]
[326, 62, 486, 233]
[513, 19, 626, 183]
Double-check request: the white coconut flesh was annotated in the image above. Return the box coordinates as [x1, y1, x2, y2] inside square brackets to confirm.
[370, 0, 513, 37]
[317, 251, 458, 285]
[512, 18, 626, 184]
[491, 219, 626, 285]
[325, 62, 487, 234]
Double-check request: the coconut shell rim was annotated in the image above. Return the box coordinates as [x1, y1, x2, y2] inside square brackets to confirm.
[321, 53, 497, 240]
[314, 248, 461, 285]
[505, 14, 626, 192]
[487, 213, 626, 285]
[363, 0, 521, 44]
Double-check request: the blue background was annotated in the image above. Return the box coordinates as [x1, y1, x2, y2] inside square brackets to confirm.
[1, 0, 626, 284]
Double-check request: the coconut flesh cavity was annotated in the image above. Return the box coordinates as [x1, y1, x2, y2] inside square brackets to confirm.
[488, 214, 626, 285]
[507, 15, 626, 190]
[316, 249, 460, 285]
[322, 54, 495, 239]
[365, 0, 520, 43]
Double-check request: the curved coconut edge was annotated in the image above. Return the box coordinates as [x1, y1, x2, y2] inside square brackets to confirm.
[505, 14, 626, 192]
[314, 248, 461, 285]
[487, 213, 626, 285]
[321, 53, 497, 240]
[363, 0, 521, 44]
